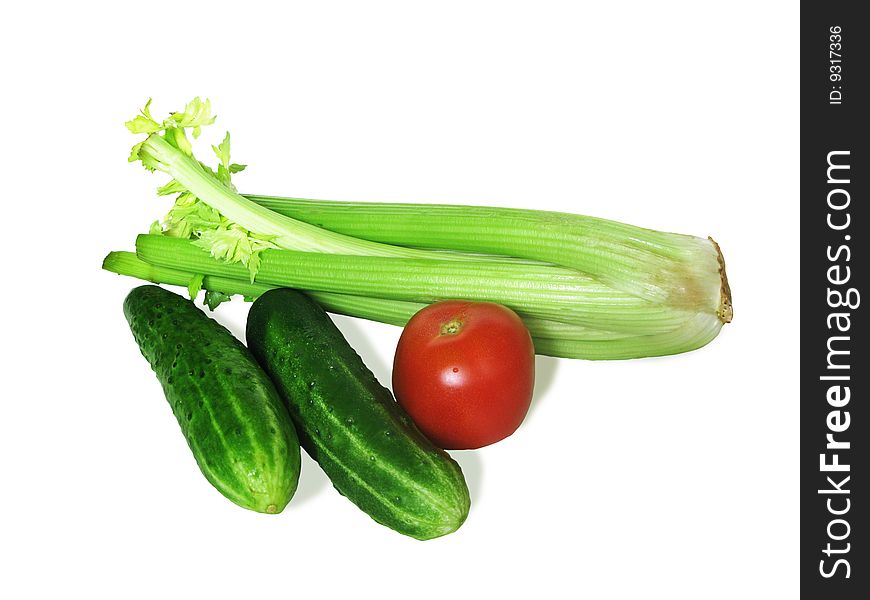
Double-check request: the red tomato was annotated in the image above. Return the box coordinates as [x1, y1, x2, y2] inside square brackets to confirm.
[392, 300, 535, 449]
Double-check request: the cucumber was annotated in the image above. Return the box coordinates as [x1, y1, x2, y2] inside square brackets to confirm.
[123, 285, 301, 513]
[246, 289, 470, 539]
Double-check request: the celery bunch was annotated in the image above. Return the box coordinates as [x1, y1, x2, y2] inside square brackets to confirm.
[104, 98, 732, 359]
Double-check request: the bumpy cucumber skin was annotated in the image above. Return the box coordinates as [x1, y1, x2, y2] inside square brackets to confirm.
[246, 289, 470, 540]
[123, 285, 301, 513]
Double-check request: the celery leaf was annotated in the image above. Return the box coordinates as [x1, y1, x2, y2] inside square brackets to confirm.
[187, 273, 205, 300]
[204, 290, 232, 311]
[125, 99, 162, 134]
[129, 97, 276, 280]
[167, 97, 216, 130]
[156, 179, 186, 196]
[212, 132, 231, 167]
[192, 226, 278, 281]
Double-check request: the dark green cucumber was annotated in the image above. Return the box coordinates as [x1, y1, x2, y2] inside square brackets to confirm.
[123, 285, 301, 513]
[246, 289, 470, 539]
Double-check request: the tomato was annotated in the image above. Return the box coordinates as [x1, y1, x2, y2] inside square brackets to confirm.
[392, 300, 535, 449]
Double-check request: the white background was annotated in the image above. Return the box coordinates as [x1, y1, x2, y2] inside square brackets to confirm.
[2, 1, 799, 598]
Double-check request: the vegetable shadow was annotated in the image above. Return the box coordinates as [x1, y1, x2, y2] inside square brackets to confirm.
[526, 355, 560, 421]
[290, 452, 331, 508]
[330, 315, 394, 389]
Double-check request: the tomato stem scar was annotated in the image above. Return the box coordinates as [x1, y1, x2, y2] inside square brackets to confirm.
[440, 318, 464, 335]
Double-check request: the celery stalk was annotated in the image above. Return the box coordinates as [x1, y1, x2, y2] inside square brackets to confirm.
[247, 194, 732, 321]
[135, 234, 707, 335]
[128, 99, 512, 274]
[103, 252, 721, 359]
[102, 252, 626, 341]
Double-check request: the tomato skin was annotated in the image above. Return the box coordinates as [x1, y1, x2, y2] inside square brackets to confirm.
[392, 301, 535, 450]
